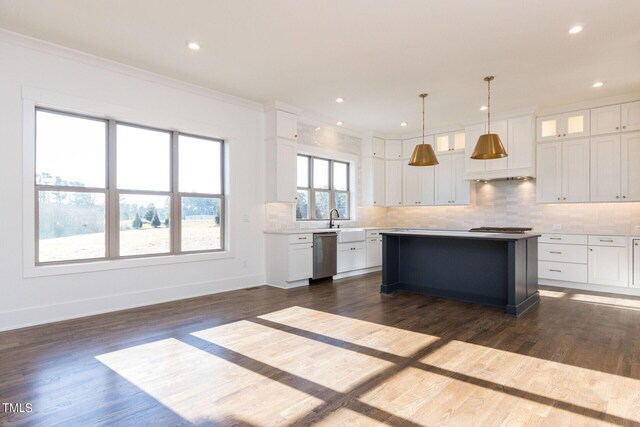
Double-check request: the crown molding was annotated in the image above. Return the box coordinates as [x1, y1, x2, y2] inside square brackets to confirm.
[536, 92, 640, 116]
[0, 29, 263, 112]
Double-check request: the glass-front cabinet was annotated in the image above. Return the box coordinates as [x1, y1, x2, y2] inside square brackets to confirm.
[435, 130, 466, 152]
[537, 110, 590, 142]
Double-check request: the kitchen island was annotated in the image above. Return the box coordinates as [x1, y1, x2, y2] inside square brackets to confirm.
[381, 230, 540, 317]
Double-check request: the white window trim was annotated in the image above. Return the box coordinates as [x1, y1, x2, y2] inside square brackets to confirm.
[295, 144, 358, 224]
[22, 89, 234, 278]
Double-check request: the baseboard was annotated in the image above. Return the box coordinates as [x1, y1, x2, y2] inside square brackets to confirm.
[265, 279, 309, 289]
[334, 266, 381, 280]
[0, 273, 264, 332]
[540, 279, 640, 296]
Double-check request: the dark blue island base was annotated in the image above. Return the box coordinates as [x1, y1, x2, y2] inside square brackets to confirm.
[381, 231, 540, 317]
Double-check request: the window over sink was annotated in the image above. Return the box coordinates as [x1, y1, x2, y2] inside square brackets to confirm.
[296, 154, 350, 221]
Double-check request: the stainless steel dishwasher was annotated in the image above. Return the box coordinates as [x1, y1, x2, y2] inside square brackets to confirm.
[313, 232, 337, 280]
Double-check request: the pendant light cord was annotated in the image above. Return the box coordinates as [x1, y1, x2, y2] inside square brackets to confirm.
[487, 77, 491, 134]
[422, 95, 425, 145]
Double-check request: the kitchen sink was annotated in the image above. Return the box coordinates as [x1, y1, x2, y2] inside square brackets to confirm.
[337, 228, 366, 243]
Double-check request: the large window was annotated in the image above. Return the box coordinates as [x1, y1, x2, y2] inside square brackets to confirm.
[296, 155, 350, 220]
[35, 109, 224, 264]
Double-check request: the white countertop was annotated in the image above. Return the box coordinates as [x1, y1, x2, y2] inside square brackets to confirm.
[383, 229, 540, 240]
[264, 227, 390, 235]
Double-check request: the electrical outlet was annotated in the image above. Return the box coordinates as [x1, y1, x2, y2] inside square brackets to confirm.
[553, 224, 562, 230]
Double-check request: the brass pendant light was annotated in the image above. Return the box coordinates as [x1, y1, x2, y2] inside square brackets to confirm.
[471, 76, 508, 160]
[409, 93, 438, 166]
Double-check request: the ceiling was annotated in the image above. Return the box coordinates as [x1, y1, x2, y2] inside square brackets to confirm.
[1, 0, 639, 134]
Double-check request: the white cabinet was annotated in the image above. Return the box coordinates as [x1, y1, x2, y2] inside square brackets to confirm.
[288, 243, 313, 281]
[372, 158, 386, 206]
[484, 120, 508, 171]
[372, 137, 385, 158]
[435, 153, 470, 205]
[403, 162, 435, 206]
[266, 110, 298, 141]
[435, 131, 465, 153]
[536, 139, 589, 203]
[536, 142, 562, 203]
[385, 139, 402, 159]
[266, 138, 297, 202]
[561, 139, 590, 202]
[588, 246, 628, 287]
[622, 101, 640, 132]
[537, 110, 589, 142]
[591, 105, 621, 135]
[338, 242, 366, 273]
[634, 240, 640, 287]
[366, 236, 382, 268]
[590, 135, 621, 202]
[385, 160, 403, 206]
[507, 116, 535, 171]
[621, 132, 640, 201]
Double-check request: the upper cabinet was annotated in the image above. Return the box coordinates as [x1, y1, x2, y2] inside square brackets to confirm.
[372, 137, 385, 158]
[385, 160, 403, 206]
[435, 131, 465, 153]
[266, 110, 298, 141]
[537, 110, 589, 142]
[591, 132, 640, 202]
[384, 139, 402, 159]
[536, 139, 589, 203]
[435, 152, 471, 205]
[464, 115, 535, 180]
[591, 101, 640, 135]
[265, 109, 298, 203]
[622, 101, 640, 132]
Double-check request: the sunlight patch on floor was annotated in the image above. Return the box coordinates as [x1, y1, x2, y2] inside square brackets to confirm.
[571, 293, 640, 310]
[192, 319, 395, 392]
[539, 289, 567, 298]
[257, 306, 439, 357]
[96, 338, 323, 425]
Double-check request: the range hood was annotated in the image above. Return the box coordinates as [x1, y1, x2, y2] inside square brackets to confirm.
[470, 175, 534, 183]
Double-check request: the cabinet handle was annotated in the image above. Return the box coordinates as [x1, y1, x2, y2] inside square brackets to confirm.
[557, 197, 561, 200]
[616, 127, 620, 130]
[557, 134, 561, 137]
[616, 196, 620, 199]
[623, 196, 627, 199]
[549, 269, 562, 272]
[600, 239, 614, 242]
[563, 133, 566, 136]
[623, 125, 627, 129]
[589, 248, 593, 251]
[563, 197, 567, 200]
[298, 237, 307, 240]
[294, 134, 298, 138]
[549, 237, 562, 240]
[550, 251, 562, 254]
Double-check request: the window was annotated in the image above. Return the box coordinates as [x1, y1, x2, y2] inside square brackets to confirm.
[296, 155, 350, 220]
[35, 109, 224, 264]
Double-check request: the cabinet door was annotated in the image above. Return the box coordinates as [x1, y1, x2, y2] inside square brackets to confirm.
[276, 139, 297, 202]
[337, 244, 353, 273]
[372, 158, 385, 206]
[372, 138, 385, 158]
[591, 105, 621, 135]
[288, 243, 313, 281]
[435, 133, 450, 153]
[465, 123, 486, 173]
[507, 116, 533, 170]
[366, 238, 381, 268]
[419, 166, 435, 205]
[452, 131, 466, 152]
[590, 135, 621, 202]
[452, 153, 470, 205]
[621, 101, 640, 132]
[562, 139, 590, 202]
[385, 140, 403, 159]
[485, 120, 508, 171]
[536, 142, 562, 203]
[276, 110, 298, 140]
[403, 163, 421, 206]
[537, 114, 561, 142]
[353, 246, 367, 270]
[634, 240, 640, 287]
[385, 160, 403, 206]
[563, 110, 590, 139]
[588, 246, 628, 287]
[621, 132, 640, 201]
[434, 154, 453, 205]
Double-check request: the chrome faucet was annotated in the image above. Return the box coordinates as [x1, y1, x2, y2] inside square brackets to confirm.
[329, 209, 340, 229]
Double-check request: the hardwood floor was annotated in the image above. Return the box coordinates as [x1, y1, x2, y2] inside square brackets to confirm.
[2, 272, 640, 426]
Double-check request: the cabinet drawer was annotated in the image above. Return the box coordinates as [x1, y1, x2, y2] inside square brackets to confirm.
[539, 234, 588, 245]
[539, 243, 588, 264]
[588, 235, 627, 247]
[338, 242, 365, 252]
[288, 233, 313, 244]
[366, 230, 381, 238]
[539, 261, 588, 282]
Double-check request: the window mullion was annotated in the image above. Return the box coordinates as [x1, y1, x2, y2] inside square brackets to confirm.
[171, 131, 180, 254]
[107, 119, 118, 259]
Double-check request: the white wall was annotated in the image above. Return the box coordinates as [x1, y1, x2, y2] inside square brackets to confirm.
[0, 34, 266, 331]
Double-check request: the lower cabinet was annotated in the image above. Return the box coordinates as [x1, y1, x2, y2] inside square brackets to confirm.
[366, 236, 382, 268]
[288, 242, 313, 281]
[337, 242, 366, 273]
[588, 245, 628, 287]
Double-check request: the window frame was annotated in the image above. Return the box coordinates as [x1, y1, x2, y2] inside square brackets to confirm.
[296, 154, 350, 221]
[34, 107, 226, 266]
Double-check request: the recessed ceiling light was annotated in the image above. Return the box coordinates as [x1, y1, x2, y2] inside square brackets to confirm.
[400, 122, 408, 127]
[568, 25, 583, 34]
[592, 81, 604, 88]
[335, 97, 344, 103]
[336, 121, 343, 126]
[187, 42, 200, 50]
[480, 105, 488, 111]
[315, 127, 321, 131]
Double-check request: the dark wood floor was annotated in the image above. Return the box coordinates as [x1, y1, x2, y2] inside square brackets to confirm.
[2, 272, 640, 426]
